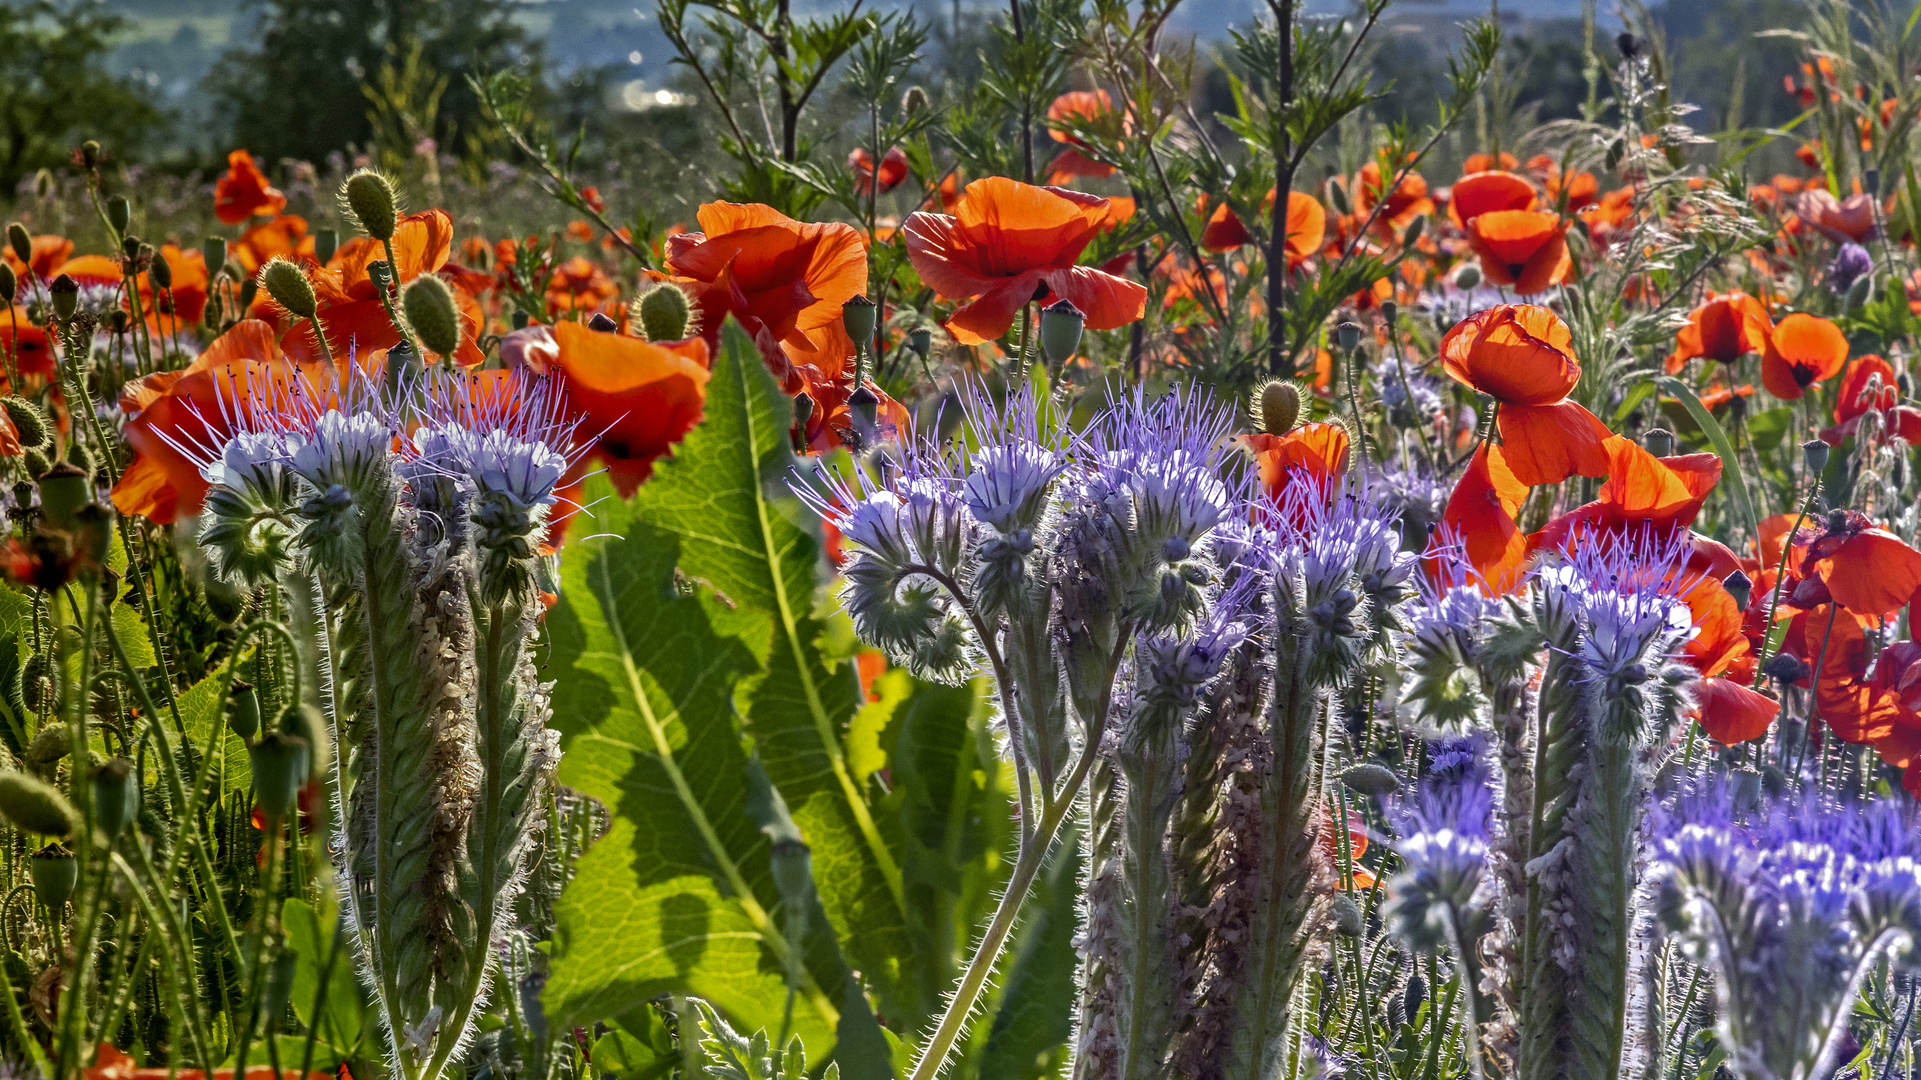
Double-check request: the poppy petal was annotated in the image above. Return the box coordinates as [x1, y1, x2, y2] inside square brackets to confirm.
[1496, 400, 1613, 487]
[1692, 678, 1779, 744]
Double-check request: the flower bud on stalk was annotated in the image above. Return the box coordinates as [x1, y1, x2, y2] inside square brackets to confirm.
[1642, 427, 1675, 457]
[79, 141, 100, 170]
[106, 195, 130, 236]
[0, 770, 77, 836]
[314, 228, 339, 265]
[38, 460, 90, 529]
[1255, 380, 1300, 435]
[402, 274, 463, 358]
[908, 325, 932, 360]
[343, 169, 398, 241]
[637, 282, 692, 342]
[249, 732, 308, 824]
[0, 263, 15, 306]
[228, 679, 262, 741]
[842, 294, 878, 353]
[202, 237, 227, 277]
[48, 274, 77, 321]
[90, 758, 136, 841]
[1801, 438, 1831, 476]
[30, 843, 76, 907]
[7, 223, 29, 266]
[3, 398, 48, 449]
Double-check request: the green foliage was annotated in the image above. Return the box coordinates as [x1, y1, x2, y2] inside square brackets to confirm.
[0, 2, 163, 192]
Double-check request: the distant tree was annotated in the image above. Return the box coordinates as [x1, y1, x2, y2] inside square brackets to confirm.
[206, 0, 541, 167]
[0, 1, 166, 193]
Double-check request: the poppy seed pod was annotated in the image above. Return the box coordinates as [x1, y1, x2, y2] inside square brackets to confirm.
[1381, 300, 1398, 326]
[30, 843, 76, 907]
[259, 258, 318, 320]
[249, 732, 308, 823]
[1723, 569, 1753, 612]
[106, 195, 130, 235]
[314, 228, 339, 265]
[0, 263, 14, 305]
[7, 223, 29, 265]
[849, 384, 880, 431]
[637, 282, 693, 342]
[1255, 380, 1301, 435]
[793, 391, 815, 432]
[202, 237, 227, 276]
[401, 274, 462, 357]
[908, 325, 932, 359]
[1801, 438, 1831, 476]
[38, 461, 90, 529]
[228, 679, 262, 741]
[148, 252, 171, 291]
[91, 758, 136, 841]
[1642, 427, 1675, 457]
[48, 274, 78, 321]
[1039, 297, 1085, 365]
[1452, 262, 1482, 291]
[3, 398, 49, 450]
[0, 771, 77, 837]
[1335, 320, 1363, 352]
[842, 294, 878, 348]
[342, 169, 398, 241]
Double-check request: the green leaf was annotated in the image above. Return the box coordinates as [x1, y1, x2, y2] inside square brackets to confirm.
[1654, 376, 1761, 544]
[177, 659, 252, 792]
[1746, 405, 1794, 456]
[281, 896, 366, 1057]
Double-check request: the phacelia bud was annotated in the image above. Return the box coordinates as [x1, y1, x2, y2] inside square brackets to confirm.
[402, 273, 462, 357]
[842, 294, 878, 349]
[314, 228, 339, 265]
[637, 282, 693, 342]
[1801, 438, 1831, 476]
[228, 679, 262, 741]
[342, 169, 399, 241]
[48, 274, 78, 321]
[1039, 297, 1085, 365]
[249, 732, 308, 823]
[1642, 427, 1675, 458]
[91, 758, 136, 841]
[30, 843, 76, 907]
[106, 195, 130, 235]
[1256, 380, 1301, 435]
[38, 460, 90, 529]
[260, 258, 318, 320]
[3, 398, 48, 450]
[0, 771, 76, 837]
[7, 223, 30, 266]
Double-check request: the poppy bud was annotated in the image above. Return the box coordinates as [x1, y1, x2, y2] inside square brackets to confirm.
[1761, 650, 1810, 686]
[1642, 427, 1675, 457]
[48, 274, 78, 321]
[1400, 214, 1425, 249]
[908, 325, 932, 359]
[66, 438, 94, 478]
[238, 277, 258, 312]
[259, 258, 318, 320]
[586, 311, 619, 333]
[148, 253, 171, 292]
[402, 273, 462, 357]
[1723, 570, 1752, 612]
[342, 169, 398, 241]
[202, 237, 227, 277]
[26, 722, 67, 764]
[106, 195, 130, 236]
[637, 282, 692, 342]
[276, 701, 329, 781]
[1451, 262, 1482, 290]
[0, 263, 14, 306]
[38, 460, 90, 529]
[249, 732, 308, 823]
[3, 398, 48, 450]
[1327, 179, 1351, 216]
[121, 237, 145, 263]
[902, 85, 928, 116]
[228, 679, 262, 741]
[1381, 300, 1398, 326]
[1334, 320, 1363, 352]
[314, 228, 339, 265]
[1801, 438, 1831, 476]
[7, 223, 29, 266]
[1331, 893, 1363, 937]
[1339, 762, 1400, 795]
[849, 384, 880, 431]
[384, 340, 421, 397]
[1255, 380, 1300, 435]
[842, 294, 878, 349]
[73, 503, 113, 570]
[0, 771, 76, 837]
[1039, 297, 1085, 366]
[91, 758, 136, 841]
[30, 843, 76, 907]
[79, 141, 100, 170]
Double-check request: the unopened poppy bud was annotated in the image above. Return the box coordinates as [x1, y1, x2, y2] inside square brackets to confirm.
[277, 701, 329, 781]
[228, 680, 262, 741]
[1401, 213, 1425, 248]
[259, 258, 317, 320]
[148, 253, 171, 291]
[902, 85, 928, 116]
[202, 237, 227, 276]
[1801, 437, 1831, 475]
[1722, 569, 1752, 611]
[0, 263, 14, 305]
[586, 311, 618, 333]
[238, 277, 258, 311]
[30, 843, 76, 906]
[1381, 300, 1398, 326]
[1452, 262, 1482, 290]
[401, 273, 462, 357]
[314, 228, 339, 265]
[849, 384, 880, 431]
[38, 460, 89, 528]
[106, 195, 130, 235]
[1039, 297, 1084, 365]
[908, 325, 932, 359]
[0, 771, 76, 837]
[1331, 893, 1363, 936]
[1255, 380, 1300, 435]
[1328, 179, 1351, 216]
[793, 392, 815, 431]
[7, 223, 29, 265]
[20, 452, 46, 486]
[637, 282, 692, 342]
[342, 169, 398, 241]
[1865, 169, 1882, 196]
[91, 758, 136, 841]
[48, 274, 77, 321]
[1642, 427, 1675, 457]
[1339, 762, 1401, 795]
[1334, 320, 1363, 352]
[249, 732, 308, 823]
[842, 294, 878, 348]
[79, 141, 100, 170]
[73, 503, 112, 569]
[26, 723, 66, 764]
[3, 398, 48, 450]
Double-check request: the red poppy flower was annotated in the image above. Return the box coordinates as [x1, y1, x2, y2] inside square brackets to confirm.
[213, 149, 287, 225]
[1241, 421, 1349, 505]
[1044, 90, 1125, 181]
[137, 244, 210, 331]
[902, 177, 1147, 347]
[1665, 291, 1772, 373]
[1353, 161, 1435, 233]
[1198, 189, 1327, 263]
[0, 307, 56, 390]
[1797, 510, 1921, 619]
[1315, 804, 1375, 889]
[1462, 151, 1518, 174]
[1544, 167, 1598, 212]
[1784, 603, 1907, 744]
[86, 1041, 330, 1080]
[1819, 353, 1921, 445]
[1577, 187, 1636, 250]
[1760, 312, 1848, 400]
[1691, 677, 1780, 744]
[656, 202, 867, 393]
[1446, 170, 1537, 229]
[545, 256, 619, 315]
[1796, 189, 1877, 243]
[1432, 442, 1531, 595]
[1439, 305, 1611, 486]
[287, 210, 480, 366]
[545, 320, 711, 496]
[850, 146, 909, 195]
[1, 233, 72, 282]
[232, 215, 311, 274]
[1464, 210, 1570, 295]
[1535, 435, 1719, 551]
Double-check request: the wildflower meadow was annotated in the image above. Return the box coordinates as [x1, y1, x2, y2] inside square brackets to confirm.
[6, 0, 1921, 1077]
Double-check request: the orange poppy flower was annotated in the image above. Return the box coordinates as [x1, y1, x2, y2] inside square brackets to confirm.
[2, 233, 72, 282]
[1665, 291, 1772, 373]
[545, 256, 619, 314]
[1692, 677, 1780, 745]
[1785, 603, 1907, 744]
[1241, 421, 1349, 503]
[1446, 170, 1537, 229]
[902, 177, 1147, 347]
[1797, 510, 1921, 619]
[1044, 90, 1124, 181]
[1784, 57, 1838, 107]
[1797, 188, 1877, 243]
[656, 202, 867, 393]
[1820, 354, 1921, 446]
[1760, 312, 1848, 400]
[1544, 168, 1598, 212]
[288, 209, 480, 366]
[850, 146, 909, 195]
[1315, 804, 1375, 890]
[1353, 161, 1435, 233]
[0, 307, 54, 390]
[1464, 210, 1570, 294]
[86, 1042, 330, 1080]
[797, 372, 912, 454]
[1433, 441, 1531, 595]
[1535, 435, 1719, 553]
[232, 215, 311, 273]
[1198, 189, 1326, 263]
[53, 254, 123, 288]
[1577, 187, 1636, 250]
[212, 149, 287, 226]
[1462, 151, 1518, 174]
[137, 244, 210, 330]
[545, 320, 711, 495]
[1439, 305, 1611, 486]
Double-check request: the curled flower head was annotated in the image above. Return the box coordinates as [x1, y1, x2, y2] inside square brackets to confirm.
[1087, 383, 1237, 552]
[957, 380, 1067, 536]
